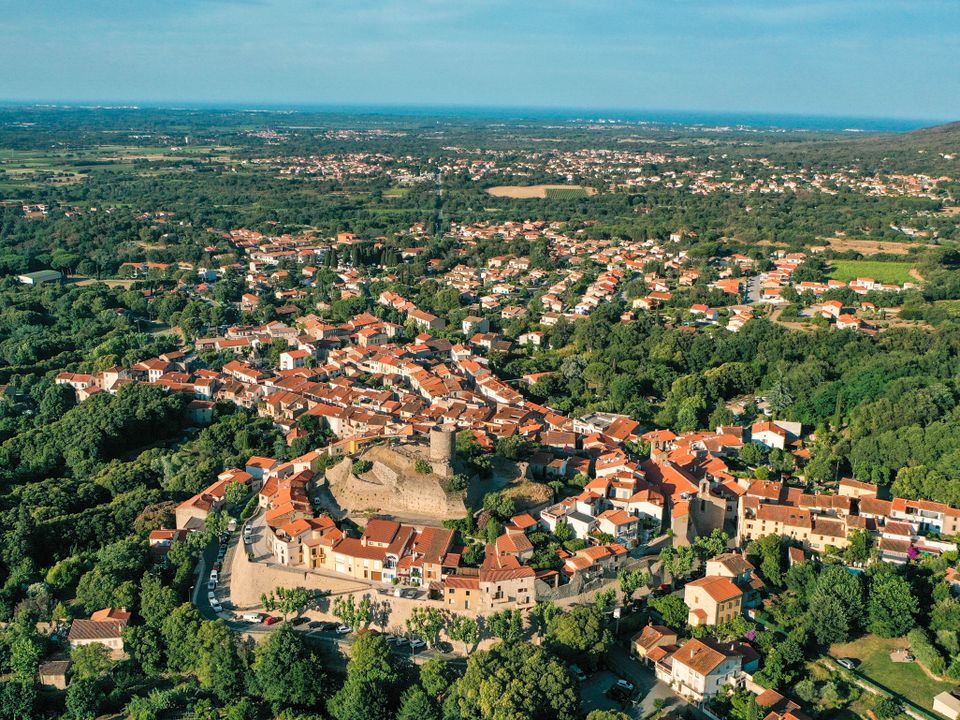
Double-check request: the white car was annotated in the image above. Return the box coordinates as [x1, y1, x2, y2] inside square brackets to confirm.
[335, 625, 351, 634]
[615, 679, 635, 693]
[408, 637, 426, 650]
[243, 536, 252, 545]
[207, 591, 216, 602]
[211, 602, 223, 614]
[240, 612, 264, 623]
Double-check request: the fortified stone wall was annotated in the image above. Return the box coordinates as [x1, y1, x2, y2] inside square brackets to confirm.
[324, 442, 466, 520]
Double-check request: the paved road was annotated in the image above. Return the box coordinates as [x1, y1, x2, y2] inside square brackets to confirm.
[746, 273, 764, 304]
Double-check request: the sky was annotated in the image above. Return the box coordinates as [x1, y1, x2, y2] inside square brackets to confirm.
[2, 0, 958, 122]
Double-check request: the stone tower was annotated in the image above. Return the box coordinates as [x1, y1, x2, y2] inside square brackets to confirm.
[429, 426, 456, 478]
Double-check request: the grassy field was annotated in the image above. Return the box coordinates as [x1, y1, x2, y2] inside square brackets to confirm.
[831, 635, 955, 712]
[828, 260, 915, 284]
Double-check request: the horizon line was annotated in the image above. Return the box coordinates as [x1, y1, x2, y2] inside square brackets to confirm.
[0, 99, 951, 132]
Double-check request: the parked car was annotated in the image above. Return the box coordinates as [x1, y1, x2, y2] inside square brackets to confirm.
[210, 602, 223, 614]
[408, 637, 426, 650]
[615, 679, 635, 693]
[212, 561, 222, 572]
[606, 686, 630, 702]
[291, 616, 309, 626]
[569, 664, 587, 682]
[240, 612, 265, 623]
[243, 536, 252, 545]
[336, 625, 352, 634]
[308, 620, 326, 630]
[207, 579, 217, 591]
[837, 657, 858, 670]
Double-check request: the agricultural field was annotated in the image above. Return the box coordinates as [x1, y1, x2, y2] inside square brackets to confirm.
[828, 260, 916, 284]
[485, 183, 596, 198]
[822, 236, 925, 255]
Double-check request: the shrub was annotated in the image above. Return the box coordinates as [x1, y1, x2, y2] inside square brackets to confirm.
[415, 458, 431, 474]
[352, 460, 372, 475]
[908, 627, 947, 676]
[240, 496, 259, 521]
[445, 474, 469, 492]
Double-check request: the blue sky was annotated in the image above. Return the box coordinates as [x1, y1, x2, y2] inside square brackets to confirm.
[2, 0, 958, 121]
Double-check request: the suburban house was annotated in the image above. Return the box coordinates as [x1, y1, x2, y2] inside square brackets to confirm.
[67, 608, 131, 657]
[631, 623, 679, 662]
[684, 575, 744, 626]
[655, 637, 755, 702]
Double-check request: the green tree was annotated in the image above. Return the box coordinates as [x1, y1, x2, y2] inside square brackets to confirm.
[252, 623, 326, 711]
[161, 602, 203, 672]
[70, 643, 113, 681]
[845, 529, 872, 565]
[617, 568, 650, 604]
[64, 677, 102, 720]
[419, 657, 458, 700]
[868, 572, 918, 638]
[649, 594, 688, 629]
[328, 632, 398, 720]
[444, 641, 578, 720]
[594, 587, 616, 614]
[195, 620, 244, 701]
[546, 606, 612, 668]
[396, 685, 439, 720]
[447, 615, 480, 653]
[586, 712, 631, 720]
[406, 606, 446, 647]
[139, 573, 178, 628]
[694, 529, 730, 559]
[332, 593, 373, 630]
[487, 609, 524, 643]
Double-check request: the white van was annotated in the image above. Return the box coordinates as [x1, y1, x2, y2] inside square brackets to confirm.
[241, 612, 264, 623]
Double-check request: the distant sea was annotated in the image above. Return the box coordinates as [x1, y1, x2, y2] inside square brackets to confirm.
[224, 104, 940, 133]
[5, 100, 943, 133]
